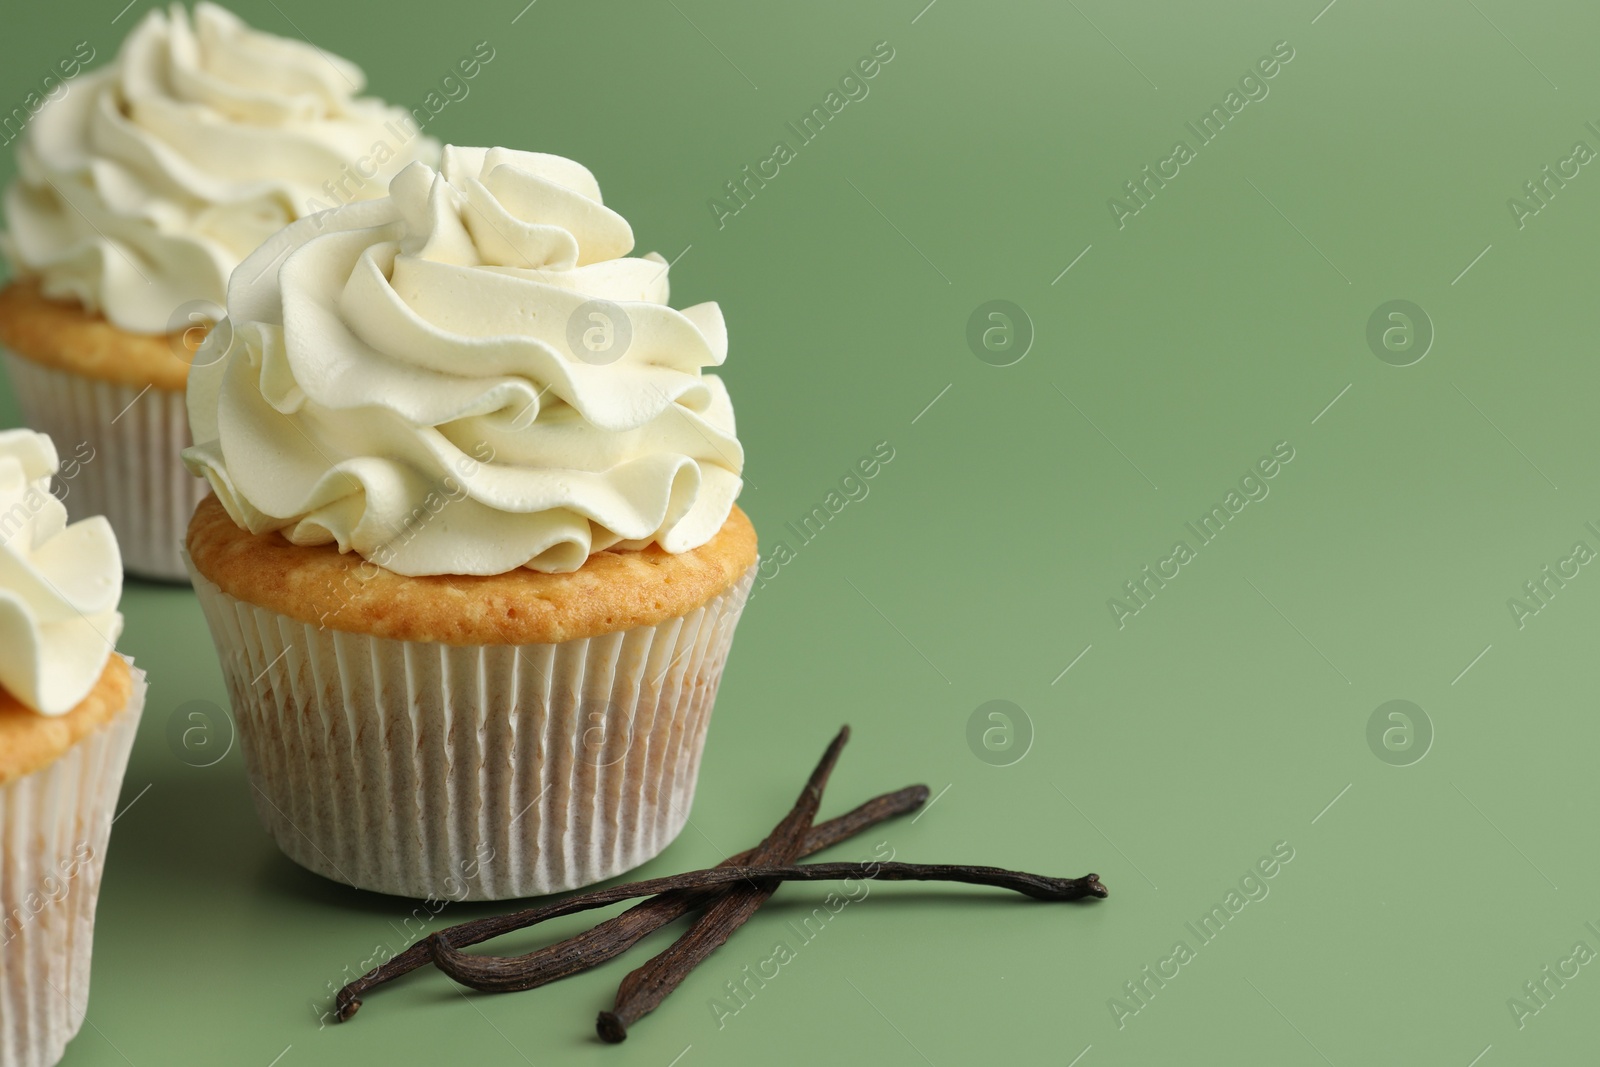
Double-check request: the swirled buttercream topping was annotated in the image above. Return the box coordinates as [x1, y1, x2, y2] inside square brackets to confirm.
[0, 430, 123, 716]
[184, 145, 744, 576]
[2, 2, 435, 334]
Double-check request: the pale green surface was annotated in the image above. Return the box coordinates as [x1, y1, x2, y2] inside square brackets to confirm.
[3, 0, 1599, 1062]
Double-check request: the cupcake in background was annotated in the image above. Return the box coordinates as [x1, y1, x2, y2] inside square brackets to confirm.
[0, 429, 143, 1067]
[184, 146, 754, 900]
[0, 2, 437, 581]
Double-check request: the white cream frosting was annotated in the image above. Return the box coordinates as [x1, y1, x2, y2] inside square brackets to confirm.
[184, 145, 744, 576]
[0, 430, 123, 716]
[2, 2, 435, 334]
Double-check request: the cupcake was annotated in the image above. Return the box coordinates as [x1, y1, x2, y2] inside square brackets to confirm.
[0, 429, 142, 1067]
[183, 146, 754, 900]
[0, 2, 436, 581]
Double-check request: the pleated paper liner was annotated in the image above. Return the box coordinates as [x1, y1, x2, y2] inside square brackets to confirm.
[187, 557, 755, 900]
[3, 352, 207, 582]
[0, 661, 145, 1067]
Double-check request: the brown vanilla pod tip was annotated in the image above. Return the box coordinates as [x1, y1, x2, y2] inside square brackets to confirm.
[335, 981, 366, 1022]
[596, 1011, 627, 1044]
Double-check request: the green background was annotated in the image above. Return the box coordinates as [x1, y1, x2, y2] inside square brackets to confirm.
[3, 0, 1598, 1062]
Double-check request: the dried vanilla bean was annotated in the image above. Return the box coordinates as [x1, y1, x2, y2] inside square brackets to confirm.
[330, 727, 1107, 1045]
[596, 726, 849, 1042]
[430, 863, 1104, 989]
[333, 782, 929, 1020]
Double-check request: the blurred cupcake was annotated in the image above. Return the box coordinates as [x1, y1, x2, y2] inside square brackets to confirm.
[0, 429, 142, 1067]
[0, 2, 436, 581]
[183, 146, 755, 900]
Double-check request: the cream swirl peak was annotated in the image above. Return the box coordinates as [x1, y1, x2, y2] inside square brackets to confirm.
[0, 430, 123, 716]
[184, 146, 744, 577]
[1, 2, 436, 334]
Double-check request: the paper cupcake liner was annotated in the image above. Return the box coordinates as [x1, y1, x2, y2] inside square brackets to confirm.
[186, 558, 756, 900]
[0, 659, 145, 1067]
[3, 351, 206, 583]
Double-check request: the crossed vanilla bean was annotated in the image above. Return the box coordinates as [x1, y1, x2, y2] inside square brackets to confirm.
[334, 781, 931, 1020]
[596, 725, 851, 1041]
[330, 728, 1106, 1043]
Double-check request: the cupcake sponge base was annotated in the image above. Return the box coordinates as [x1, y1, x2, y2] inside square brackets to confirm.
[184, 494, 759, 645]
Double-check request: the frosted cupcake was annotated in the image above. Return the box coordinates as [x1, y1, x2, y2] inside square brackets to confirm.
[0, 3, 435, 580]
[0, 429, 142, 1067]
[183, 146, 754, 900]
